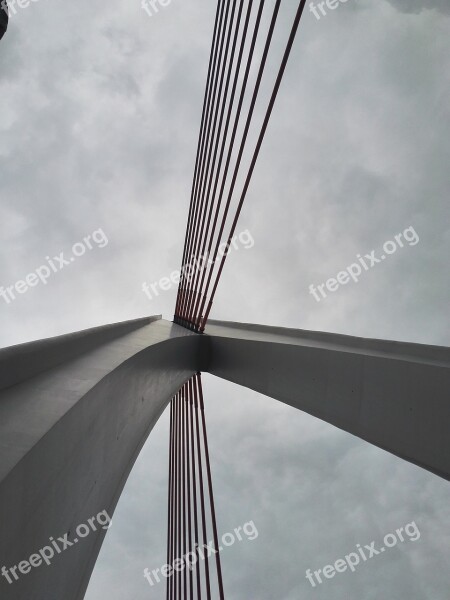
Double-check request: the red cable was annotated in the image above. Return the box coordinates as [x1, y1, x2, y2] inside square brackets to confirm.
[175, 0, 224, 318]
[201, 1, 308, 331]
[184, 0, 241, 325]
[189, 378, 202, 600]
[194, 0, 266, 329]
[191, 0, 254, 326]
[197, 373, 225, 599]
[166, 399, 173, 600]
[193, 375, 212, 599]
[178, 1, 228, 324]
[185, 389, 194, 600]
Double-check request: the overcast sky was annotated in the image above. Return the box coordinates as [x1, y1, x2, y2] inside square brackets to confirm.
[1, 0, 449, 598]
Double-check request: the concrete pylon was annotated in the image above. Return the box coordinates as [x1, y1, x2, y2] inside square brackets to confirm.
[204, 319, 450, 481]
[0, 316, 206, 600]
[0, 316, 448, 599]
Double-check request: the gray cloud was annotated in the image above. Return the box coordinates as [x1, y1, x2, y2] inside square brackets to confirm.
[1, 0, 449, 599]
[386, 0, 450, 15]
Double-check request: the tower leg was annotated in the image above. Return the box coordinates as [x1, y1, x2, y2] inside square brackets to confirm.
[205, 319, 450, 481]
[0, 316, 206, 600]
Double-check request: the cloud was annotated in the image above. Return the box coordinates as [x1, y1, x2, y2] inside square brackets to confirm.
[385, 0, 450, 15]
[1, 1, 449, 599]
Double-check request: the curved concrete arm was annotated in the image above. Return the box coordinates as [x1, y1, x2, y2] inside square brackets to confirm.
[1, 315, 448, 600]
[204, 319, 450, 481]
[0, 316, 206, 600]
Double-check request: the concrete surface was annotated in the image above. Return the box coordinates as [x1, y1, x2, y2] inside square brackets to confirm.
[204, 318, 450, 481]
[0, 316, 206, 600]
[1, 315, 448, 600]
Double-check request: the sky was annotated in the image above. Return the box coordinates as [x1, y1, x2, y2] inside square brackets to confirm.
[1, 0, 449, 598]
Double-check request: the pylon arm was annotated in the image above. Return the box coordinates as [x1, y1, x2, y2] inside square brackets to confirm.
[205, 319, 450, 481]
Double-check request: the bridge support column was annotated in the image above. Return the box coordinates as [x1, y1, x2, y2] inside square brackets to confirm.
[205, 319, 450, 481]
[0, 316, 206, 600]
